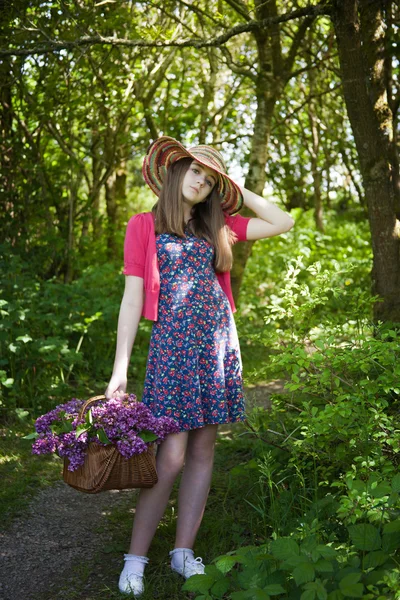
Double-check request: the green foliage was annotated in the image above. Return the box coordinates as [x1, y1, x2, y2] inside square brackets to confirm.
[238, 210, 372, 377]
[183, 516, 400, 598]
[0, 250, 151, 420]
[182, 249, 400, 600]
[241, 236, 399, 480]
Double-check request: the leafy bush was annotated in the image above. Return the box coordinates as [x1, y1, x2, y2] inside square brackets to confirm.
[183, 508, 400, 598]
[0, 247, 151, 421]
[185, 254, 400, 600]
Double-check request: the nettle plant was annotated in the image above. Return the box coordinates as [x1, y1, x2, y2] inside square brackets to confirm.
[182, 461, 400, 599]
[182, 502, 400, 599]
[183, 260, 400, 599]
[245, 257, 400, 476]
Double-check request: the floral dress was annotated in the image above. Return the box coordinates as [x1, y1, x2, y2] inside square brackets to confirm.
[141, 223, 246, 431]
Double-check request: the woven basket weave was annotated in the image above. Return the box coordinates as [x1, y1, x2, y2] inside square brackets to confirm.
[63, 395, 158, 494]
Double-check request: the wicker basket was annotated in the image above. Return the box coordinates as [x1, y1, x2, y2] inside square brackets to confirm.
[63, 395, 158, 494]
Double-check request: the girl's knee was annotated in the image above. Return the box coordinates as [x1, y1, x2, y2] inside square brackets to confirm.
[157, 451, 186, 480]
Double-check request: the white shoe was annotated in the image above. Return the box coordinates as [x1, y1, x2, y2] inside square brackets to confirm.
[118, 554, 149, 596]
[118, 572, 145, 596]
[169, 547, 206, 579]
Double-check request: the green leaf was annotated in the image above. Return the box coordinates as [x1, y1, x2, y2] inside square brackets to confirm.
[75, 425, 89, 438]
[182, 574, 215, 593]
[16, 334, 32, 343]
[51, 420, 73, 435]
[362, 550, 389, 570]
[316, 545, 336, 559]
[339, 584, 364, 598]
[339, 573, 364, 598]
[370, 483, 391, 498]
[382, 532, 400, 553]
[300, 590, 316, 600]
[364, 568, 388, 586]
[231, 591, 269, 600]
[316, 586, 328, 600]
[1, 377, 14, 388]
[282, 555, 310, 568]
[328, 592, 344, 600]
[137, 430, 158, 442]
[383, 520, 400, 534]
[204, 565, 223, 579]
[348, 524, 381, 551]
[339, 573, 361, 586]
[96, 428, 111, 444]
[215, 555, 239, 573]
[210, 577, 230, 597]
[270, 537, 300, 560]
[264, 583, 285, 595]
[314, 559, 334, 573]
[22, 431, 39, 440]
[85, 408, 93, 425]
[293, 563, 315, 585]
[391, 474, 400, 493]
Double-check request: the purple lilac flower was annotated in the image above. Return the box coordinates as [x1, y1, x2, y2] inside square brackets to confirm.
[32, 434, 57, 455]
[34, 398, 85, 434]
[57, 431, 88, 471]
[31, 394, 180, 471]
[116, 435, 148, 458]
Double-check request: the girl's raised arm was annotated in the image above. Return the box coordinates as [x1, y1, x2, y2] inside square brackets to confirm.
[239, 185, 295, 240]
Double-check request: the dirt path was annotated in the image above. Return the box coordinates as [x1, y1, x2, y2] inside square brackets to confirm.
[0, 382, 285, 600]
[0, 482, 137, 600]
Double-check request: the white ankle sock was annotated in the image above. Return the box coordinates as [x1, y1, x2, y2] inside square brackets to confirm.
[169, 547, 194, 570]
[121, 553, 149, 577]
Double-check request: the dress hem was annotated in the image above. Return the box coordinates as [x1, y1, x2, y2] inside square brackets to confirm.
[175, 415, 247, 433]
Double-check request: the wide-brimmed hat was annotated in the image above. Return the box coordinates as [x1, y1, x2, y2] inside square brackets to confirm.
[142, 136, 243, 215]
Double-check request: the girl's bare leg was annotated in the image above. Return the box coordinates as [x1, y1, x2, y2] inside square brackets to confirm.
[174, 424, 218, 549]
[128, 430, 189, 556]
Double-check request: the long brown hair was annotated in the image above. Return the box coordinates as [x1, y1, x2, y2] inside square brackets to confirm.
[152, 158, 237, 273]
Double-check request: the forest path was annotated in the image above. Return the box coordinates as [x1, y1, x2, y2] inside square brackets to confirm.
[0, 381, 285, 600]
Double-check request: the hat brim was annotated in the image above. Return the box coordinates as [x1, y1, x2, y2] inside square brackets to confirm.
[142, 136, 243, 215]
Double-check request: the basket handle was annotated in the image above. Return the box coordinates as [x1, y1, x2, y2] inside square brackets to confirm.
[77, 393, 129, 421]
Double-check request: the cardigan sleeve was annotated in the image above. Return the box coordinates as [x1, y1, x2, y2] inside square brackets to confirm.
[224, 212, 251, 243]
[123, 214, 146, 278]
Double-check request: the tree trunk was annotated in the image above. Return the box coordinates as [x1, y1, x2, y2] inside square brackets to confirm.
[332, 0, 400, 322]
[105, 159, 127, 260]
[199, 48, 218, 144]
[307, 29, 324, 232]
[231, 0, 312, 301]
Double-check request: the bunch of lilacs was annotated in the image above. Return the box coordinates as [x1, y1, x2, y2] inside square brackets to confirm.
[28, 395, 179, 471]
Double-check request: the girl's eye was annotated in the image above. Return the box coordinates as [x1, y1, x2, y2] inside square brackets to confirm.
[192, 167, 213, 187]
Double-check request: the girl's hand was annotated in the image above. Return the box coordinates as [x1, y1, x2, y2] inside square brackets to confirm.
[105, 373, 127, 400]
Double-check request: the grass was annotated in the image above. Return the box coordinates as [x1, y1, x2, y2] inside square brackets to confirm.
[0, 422, 63, 527]
[35, 423, 266, 599]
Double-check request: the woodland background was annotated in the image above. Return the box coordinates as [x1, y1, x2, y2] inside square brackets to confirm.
[1, 1, 400, 599]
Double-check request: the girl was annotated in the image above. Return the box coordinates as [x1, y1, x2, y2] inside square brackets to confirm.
[105, 136, 294, 596]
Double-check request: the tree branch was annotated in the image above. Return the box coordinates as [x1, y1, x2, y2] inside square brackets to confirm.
[0, 3, 332, 58]
[223, 0, 252, 22]
[219, 45, 258, 81]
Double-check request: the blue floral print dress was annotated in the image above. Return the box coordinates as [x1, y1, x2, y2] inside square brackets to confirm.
[141, 223, 246, 431]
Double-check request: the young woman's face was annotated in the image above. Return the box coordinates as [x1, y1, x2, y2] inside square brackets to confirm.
[181, 160, 218, 207]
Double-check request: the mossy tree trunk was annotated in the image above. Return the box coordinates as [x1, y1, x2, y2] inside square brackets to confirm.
[332, 0, 400, 322]
[229, 0, 315, 300]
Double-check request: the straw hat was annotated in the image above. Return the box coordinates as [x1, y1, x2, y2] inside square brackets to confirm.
[142, 136, 243, 215]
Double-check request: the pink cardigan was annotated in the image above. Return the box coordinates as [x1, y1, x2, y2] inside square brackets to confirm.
[123, 211, 251, 321]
